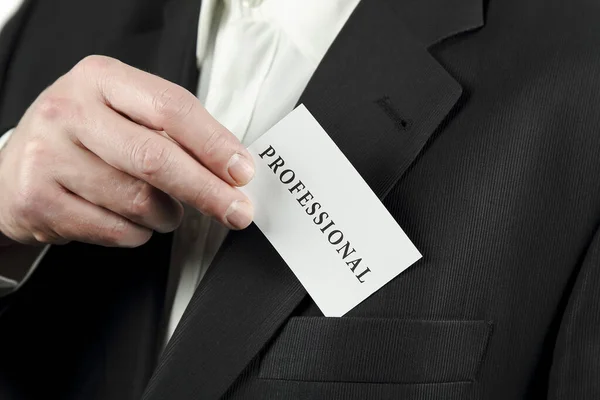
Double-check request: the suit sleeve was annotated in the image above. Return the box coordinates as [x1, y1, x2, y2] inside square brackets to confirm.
[0, 129, 50, 298]
[548, 224, 600, 398]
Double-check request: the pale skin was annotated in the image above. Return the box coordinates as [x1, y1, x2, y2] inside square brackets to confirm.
[0, 55, 255, 248]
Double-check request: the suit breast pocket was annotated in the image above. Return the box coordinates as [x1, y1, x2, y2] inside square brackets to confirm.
[257, 317, 493, 399]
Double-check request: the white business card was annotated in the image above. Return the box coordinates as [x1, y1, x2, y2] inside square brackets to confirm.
[240, 105, 422, 317]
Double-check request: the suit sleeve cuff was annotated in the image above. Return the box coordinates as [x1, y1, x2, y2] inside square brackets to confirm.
[0, 128, 14, 149]
[0, 245, 51, 297]
[0, 128, 51, 297]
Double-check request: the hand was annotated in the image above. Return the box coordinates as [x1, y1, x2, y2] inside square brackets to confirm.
[0, 55, 254, 247]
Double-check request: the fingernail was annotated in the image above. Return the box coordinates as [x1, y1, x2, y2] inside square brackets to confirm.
[227, 153, 255, 185]
[225, 200, 254, 229]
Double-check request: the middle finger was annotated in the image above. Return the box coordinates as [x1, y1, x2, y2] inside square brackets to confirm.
[56, 145, 184, 233]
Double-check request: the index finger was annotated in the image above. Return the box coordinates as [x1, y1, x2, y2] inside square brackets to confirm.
[76, 55, 255, 187]
[76, 105, 254, 230]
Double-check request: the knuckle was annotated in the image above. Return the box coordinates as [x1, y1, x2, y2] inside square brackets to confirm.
[171, 201, 185, 227]
[203, 124, 229, 157]
[31, 230, 57, 245]
[11, 194, 32, 221]
[75, 55, 115, 76]
[22, 139, 48, 165]
[12, 176, 45, 221]
[157, 200, 184, 233]
[34, 95, 79, 122]
[192, 180, 221, 212]
[152, 87, 195, 124]
[129, 181, 154, 217]
[102, 219, 152, 248]
[102, 218, 129, 246]
[137, 229, 154, 246]
[73, 55, 118, 99]
[19, 141, 53, 189]
[132, 137, 173, 178]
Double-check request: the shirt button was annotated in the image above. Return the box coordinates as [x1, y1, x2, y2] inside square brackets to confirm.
[242, 0, 262, 7]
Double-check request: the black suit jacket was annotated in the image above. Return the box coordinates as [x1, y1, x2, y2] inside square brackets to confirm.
[1, 0, 600, 399]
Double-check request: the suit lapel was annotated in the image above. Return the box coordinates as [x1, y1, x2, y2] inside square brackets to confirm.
[298, 0, 468, 200]
[395, 0, 484, 47]
[144, 0, 483, 399]
[151, 0, 202, 90]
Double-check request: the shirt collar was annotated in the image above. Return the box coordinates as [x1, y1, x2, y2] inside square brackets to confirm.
[260, 0, 360, 65]
[196, 0, 361, 67]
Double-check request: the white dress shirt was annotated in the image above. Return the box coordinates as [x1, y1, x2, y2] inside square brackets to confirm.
[0, 0, 360, 343]
[0, 0, 21, 33]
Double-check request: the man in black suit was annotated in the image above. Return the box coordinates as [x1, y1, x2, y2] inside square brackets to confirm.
[1, 0, 600, 399]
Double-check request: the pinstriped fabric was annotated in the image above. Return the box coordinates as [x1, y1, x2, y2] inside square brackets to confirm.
[223, 356, 479, 400]
[258, 318, 492, 384]
[2, 0, 600, 397]
[230, 379, 476, 400]
[548, 224, 600, 398]
[225, 0, 600, 398]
